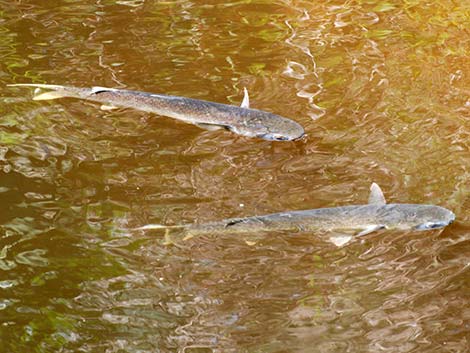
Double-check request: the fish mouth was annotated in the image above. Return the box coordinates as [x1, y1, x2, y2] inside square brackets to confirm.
[258, 132, 305, 141]
[293, 133, 307, 141]
[257, 133, 291, 141]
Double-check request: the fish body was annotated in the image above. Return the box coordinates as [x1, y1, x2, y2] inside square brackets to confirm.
[138, 183, 455, 246]
[8, 83, 305, 141]
[182, 203, 454, 237]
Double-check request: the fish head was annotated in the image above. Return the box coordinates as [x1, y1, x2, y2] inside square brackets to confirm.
[258, 131, 303, 141]
[257, 119, 305, 141]
[379, 204, 455, 231]
[233, 110, 305, 141]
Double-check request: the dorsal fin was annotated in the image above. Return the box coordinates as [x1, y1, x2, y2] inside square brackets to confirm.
[240, 87, 250, 108]
[368, 182, 386, 205]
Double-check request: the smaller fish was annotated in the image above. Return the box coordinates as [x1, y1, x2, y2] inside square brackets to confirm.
[136, 183, 455, 246]
[8, 83, 305, 141]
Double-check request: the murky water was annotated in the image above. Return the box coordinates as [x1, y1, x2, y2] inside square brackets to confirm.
[1, 0, 469, 352]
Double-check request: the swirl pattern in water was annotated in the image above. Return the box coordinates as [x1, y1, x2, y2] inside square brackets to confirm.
[0, 0, 469, 352]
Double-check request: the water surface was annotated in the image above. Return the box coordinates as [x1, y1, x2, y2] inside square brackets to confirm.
[1, 0, 469, 352]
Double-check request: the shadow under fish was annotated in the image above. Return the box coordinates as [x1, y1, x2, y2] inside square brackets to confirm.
[136, 183, 455, 247]
[8, 83, 305, 141]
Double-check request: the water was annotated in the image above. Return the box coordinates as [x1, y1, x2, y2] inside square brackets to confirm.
[1, 0, 469, 352]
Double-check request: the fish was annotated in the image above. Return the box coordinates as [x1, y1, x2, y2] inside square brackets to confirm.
[136, 183, 455, 246]
[8, 83, 305, 141]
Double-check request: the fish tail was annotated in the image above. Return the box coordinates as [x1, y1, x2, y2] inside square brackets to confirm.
[134, 223, 186, 231]
[133, 223, 190, 245]
[7, 83, 104, 101]
[34, 91, 67, 101]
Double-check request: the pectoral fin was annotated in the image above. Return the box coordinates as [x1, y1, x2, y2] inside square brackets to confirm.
[240, 87, 250, 109]
[195, 123, 228, 131]
[100, 104, 119, 111]
[328, 224, 385, 247]
[329, 233, 353, 247]
[356, 224, 386, 237]
[368, 182, 386, 205]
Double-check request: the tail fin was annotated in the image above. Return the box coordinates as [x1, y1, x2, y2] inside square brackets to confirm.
[33, 91, 67, 101]
[8, 83, 67, 90]
[133, 223, 191, 245]
[7, 83, 95, 101]
[134, 223, 188, 245]
[134, 224, 185, 231]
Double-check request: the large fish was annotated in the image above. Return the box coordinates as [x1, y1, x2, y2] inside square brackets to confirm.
[8, 83, 305, 141]
[137, 183, 455, 246]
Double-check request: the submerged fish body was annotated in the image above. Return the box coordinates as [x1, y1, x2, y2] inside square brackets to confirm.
[8, 83, 305, 141]
[137, 183, 455, 246]
[183, 203, 455, 237]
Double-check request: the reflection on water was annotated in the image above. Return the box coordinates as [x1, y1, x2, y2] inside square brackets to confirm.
[1, 0, 469, 351]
